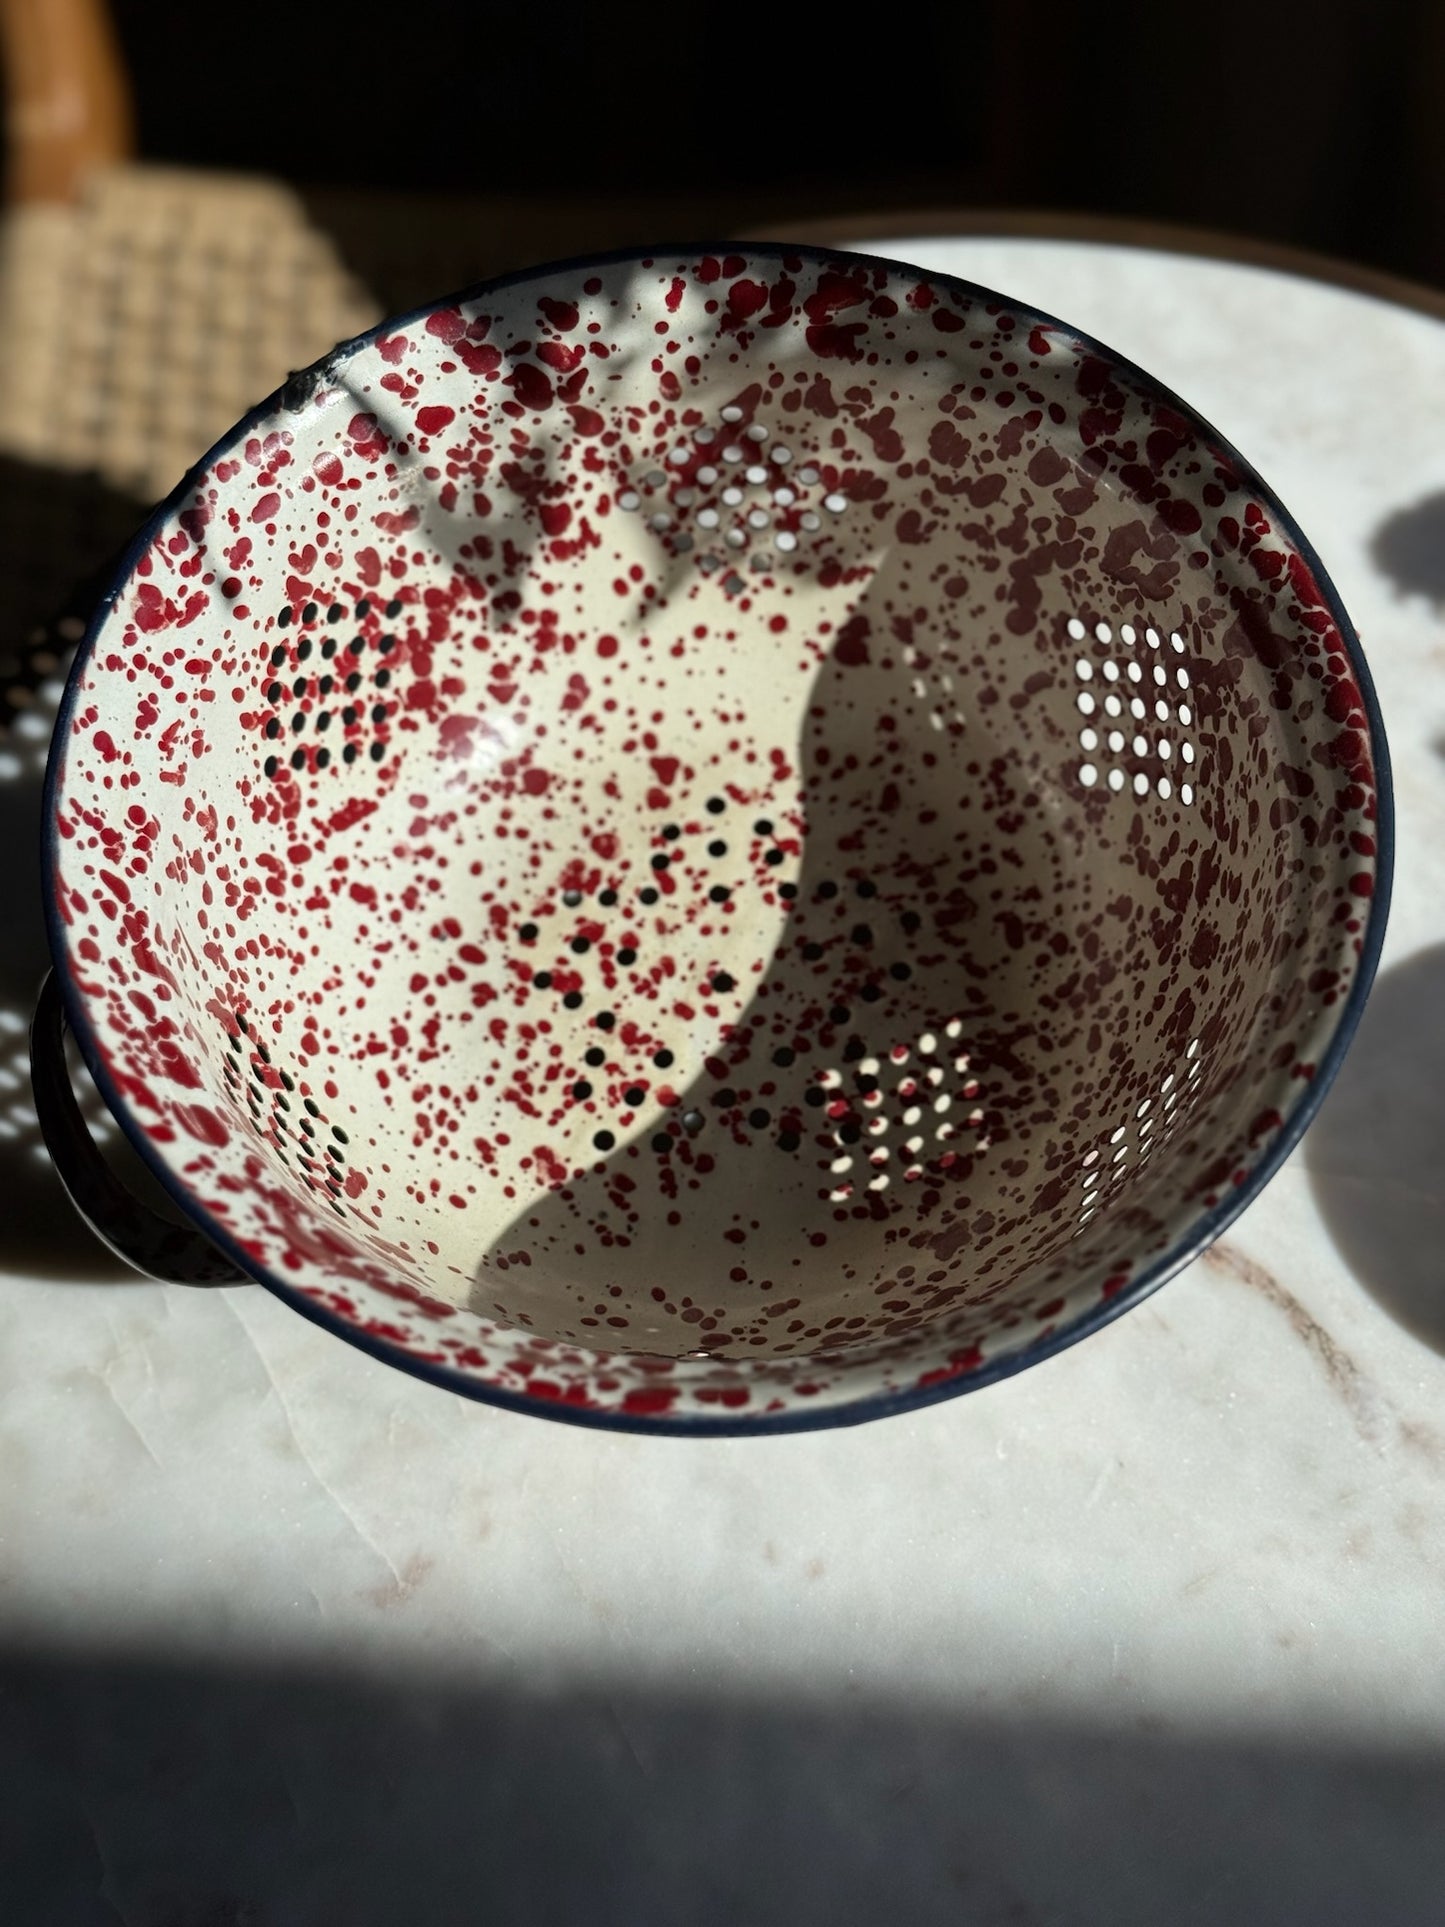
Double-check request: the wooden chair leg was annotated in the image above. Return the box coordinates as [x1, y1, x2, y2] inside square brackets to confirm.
[0, 0, 133, 204]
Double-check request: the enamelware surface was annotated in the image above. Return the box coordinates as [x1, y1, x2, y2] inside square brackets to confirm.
[44, 243, 1388, 1428]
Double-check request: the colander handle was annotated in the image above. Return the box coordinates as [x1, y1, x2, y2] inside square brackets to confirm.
[29, 969, 251, 1287]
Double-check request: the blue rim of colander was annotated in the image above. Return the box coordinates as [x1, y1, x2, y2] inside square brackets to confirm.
[41, 239, 1395, 1437]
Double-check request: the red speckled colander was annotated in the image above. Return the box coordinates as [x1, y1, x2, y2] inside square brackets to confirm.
[32, 243, 1391, 1433]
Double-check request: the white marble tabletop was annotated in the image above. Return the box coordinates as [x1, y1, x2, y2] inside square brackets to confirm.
[3, 233, 1445, 1926]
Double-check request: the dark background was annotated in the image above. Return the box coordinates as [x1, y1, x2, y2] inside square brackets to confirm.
[104, 0, 1445, 286]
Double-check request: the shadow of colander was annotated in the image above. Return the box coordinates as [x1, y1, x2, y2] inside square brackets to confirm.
[0, 456, 169, 1279]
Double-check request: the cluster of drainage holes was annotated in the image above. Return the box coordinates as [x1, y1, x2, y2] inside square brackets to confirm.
[1070, 618, 1196, 804]
[1076, 1039, 1205, 1231]
[819, 1021, 983, 1197]
[223, 1012, 352, 1215]
[514, 822, 937, 1168]
[260, 596, 405, 780]
[512, 800, 802, 1158]
[897, 638, 965, 736]
[618, 404, 849, 575]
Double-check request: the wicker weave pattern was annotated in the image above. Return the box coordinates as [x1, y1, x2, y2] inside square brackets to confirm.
[0, 163, 379, 505]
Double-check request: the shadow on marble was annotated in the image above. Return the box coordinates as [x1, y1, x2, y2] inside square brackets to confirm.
[0, 456, 151, 1283]
[2, 1643, 1442, 1927]
[1370, 490, 1445, 607]
[1306, 943, 1445, 1353]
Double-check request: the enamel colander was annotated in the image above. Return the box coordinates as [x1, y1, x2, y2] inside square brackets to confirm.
[33, 243, 1391, 1433]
